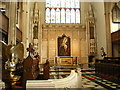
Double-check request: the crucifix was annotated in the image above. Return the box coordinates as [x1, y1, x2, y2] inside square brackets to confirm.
[27, 43, 35, 56]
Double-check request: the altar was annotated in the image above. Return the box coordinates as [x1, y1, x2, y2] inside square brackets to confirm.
[54, 56, 78, 66]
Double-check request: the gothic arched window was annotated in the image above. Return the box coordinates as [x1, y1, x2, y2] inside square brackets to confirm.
[71, 9, 75, 23]
[46, 8, 50, 23]
[56, 8, 60, 23]
[51, 8, 56, 23]
[61, 8, 65, 23]
[76, 9, 80, 23]
[45, 0, 80, 24]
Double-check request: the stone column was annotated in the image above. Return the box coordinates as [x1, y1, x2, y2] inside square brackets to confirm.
[104, 2, 112, 57]
[21, 1, 28, 58]
[38, 11, 42, 60]
[8, 2, 17, 45]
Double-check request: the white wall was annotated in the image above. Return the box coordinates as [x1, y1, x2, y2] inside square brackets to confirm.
[91, 2, 107, 58]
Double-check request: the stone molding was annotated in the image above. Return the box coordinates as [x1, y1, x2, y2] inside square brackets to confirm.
[42, 24, 86, 30]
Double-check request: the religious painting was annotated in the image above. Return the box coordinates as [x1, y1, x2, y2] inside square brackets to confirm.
[58, 34, 70, 56]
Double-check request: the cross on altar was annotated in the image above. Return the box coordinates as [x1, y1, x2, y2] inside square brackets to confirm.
[27, 43, 35, 56]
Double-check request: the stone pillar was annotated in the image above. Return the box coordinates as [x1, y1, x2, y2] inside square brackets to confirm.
[38, 11, 42, 61]
[104, 2, 112, 57]
[8, 2, 17, 45]
[21, 1, 28, 58]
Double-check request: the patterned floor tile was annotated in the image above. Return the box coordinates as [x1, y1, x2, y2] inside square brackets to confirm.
[49, 70, 120, 89]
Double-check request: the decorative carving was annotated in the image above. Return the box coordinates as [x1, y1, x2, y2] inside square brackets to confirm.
[33, 25, 38, 39]
[86, 3, 97, 56]
[88, 3, 94, 18]
[33, 2, 39, 24]
[42, 24, 85, 30]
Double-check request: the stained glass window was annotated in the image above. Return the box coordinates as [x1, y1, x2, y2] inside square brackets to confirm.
[71, 9, 75, 23]
[66, 0, 70, 8]
[56, 0, 60, 8]
[61, 8, 65, 23]
[61, 0, 65, 8]
[51, 0, 55, 8]
[66, 9, 70, 23]
[45, 0, 80, 23]
[51, 8, 55, 23]
[76, 9, 80, 23]
[46, 8, 50, 23]
[46, 0, 50, 7]
[75, 0, 80, 8]
[56, 8, 60, 23]
[71, 0, 75, 8]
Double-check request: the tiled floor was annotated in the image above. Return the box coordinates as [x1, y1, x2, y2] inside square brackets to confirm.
[81, 74, 120, 90]
[49, 68, 120, 90]
[1, 68, 120, 89]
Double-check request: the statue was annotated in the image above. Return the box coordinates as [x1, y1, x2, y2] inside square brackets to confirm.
[101, 47, 106, 58]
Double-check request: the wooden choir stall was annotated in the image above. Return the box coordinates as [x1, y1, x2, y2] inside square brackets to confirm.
[95, 57, 120, 84]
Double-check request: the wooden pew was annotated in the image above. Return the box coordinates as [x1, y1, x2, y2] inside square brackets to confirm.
[95, 57, 120, 83]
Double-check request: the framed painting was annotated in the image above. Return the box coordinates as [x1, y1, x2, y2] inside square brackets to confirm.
[112, 3, 120, 23]
[58, 34, 70, 56]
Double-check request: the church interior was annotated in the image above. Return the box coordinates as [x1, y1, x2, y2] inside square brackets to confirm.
[0, 0, 120, 89]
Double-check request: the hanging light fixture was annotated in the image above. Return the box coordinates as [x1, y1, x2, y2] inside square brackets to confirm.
[111, 3, 120, 23]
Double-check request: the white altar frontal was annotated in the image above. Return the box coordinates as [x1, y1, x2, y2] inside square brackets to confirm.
[54, 56, 78, 66]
